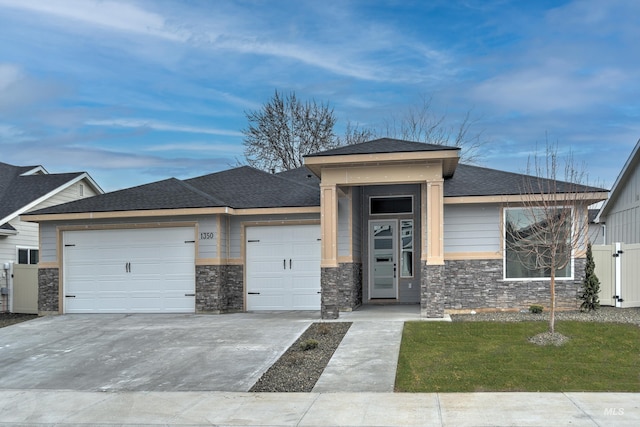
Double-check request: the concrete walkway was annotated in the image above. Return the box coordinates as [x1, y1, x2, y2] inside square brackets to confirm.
[1, 390, 638, 426]
[313, 321, 404, 392]
[314, 304, 451, 392]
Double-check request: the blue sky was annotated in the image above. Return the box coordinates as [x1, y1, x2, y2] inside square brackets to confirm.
[0, 0, 638, 191]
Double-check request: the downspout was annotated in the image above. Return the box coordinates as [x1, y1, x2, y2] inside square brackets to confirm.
[1, 262, 10, 313]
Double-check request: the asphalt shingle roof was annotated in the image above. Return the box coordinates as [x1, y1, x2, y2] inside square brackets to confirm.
[29, 166, 321, 215]
[0, 161, 85, 223]
[444, 164, 605, 197]
[185, 166, 319, 209]
[305, 138, 459, 157]
[24, 157, 607, 217]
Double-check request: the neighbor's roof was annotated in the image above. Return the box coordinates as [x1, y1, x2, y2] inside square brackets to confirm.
[305, 138, 459, 157]
[0, 161, 101, 226]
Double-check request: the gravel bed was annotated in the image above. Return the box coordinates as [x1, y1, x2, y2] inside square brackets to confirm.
[451, 306, 640, 325]
[250, 322, 351, 392]
[0, 313, 37, 328]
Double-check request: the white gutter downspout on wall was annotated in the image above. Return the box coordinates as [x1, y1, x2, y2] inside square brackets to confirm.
[1, 262, 11, 313]
[615, 242, 622, 308]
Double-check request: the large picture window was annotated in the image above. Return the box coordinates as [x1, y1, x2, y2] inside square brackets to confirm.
[504, 208, 572, 280]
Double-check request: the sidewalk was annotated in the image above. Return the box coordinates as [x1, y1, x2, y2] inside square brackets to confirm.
[1, 389, 638, 426]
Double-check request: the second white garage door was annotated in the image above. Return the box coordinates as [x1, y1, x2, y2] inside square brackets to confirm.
[246, 224, 321, 310]
[63, 227, 196, 313]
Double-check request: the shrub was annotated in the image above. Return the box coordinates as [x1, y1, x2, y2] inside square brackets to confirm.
[529, 305, 544, 314]
[316, 323, 331, 335]
[299, 339, 319, 351]
[579, 243, 601, 312]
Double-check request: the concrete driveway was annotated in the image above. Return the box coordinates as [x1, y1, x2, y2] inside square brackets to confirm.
[0, 312, 315, 392]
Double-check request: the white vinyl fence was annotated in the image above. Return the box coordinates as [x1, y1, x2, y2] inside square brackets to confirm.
[593, 243, 640, 308]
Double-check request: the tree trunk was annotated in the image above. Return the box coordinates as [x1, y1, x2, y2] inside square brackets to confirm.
[549, 267, 556, 334]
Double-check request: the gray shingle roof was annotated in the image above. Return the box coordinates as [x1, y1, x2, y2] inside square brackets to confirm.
[185, 166, 319, 208]
[444, 164, 605, 197]
[29, 166, 321, 215]
[30, 178, 223, 214]
[305, 138, 459, 157]
[25, 161, 607, 217]
[0, 161, 86, 224]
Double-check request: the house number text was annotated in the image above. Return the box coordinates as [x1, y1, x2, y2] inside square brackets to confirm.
[200, 232, 215, 240]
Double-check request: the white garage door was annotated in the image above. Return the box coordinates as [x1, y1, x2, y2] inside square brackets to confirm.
[246, 224, 321, 310]
[63, 227, 196, 313]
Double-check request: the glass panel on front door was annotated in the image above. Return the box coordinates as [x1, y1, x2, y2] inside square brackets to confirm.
[371, 221, 397, 298]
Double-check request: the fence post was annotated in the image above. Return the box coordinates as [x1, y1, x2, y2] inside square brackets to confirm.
[615, 242, 622, 308]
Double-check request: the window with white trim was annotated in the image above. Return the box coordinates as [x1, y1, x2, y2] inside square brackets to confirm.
[504, 207, 572, 279]
[17, 247, 39, 265]
[400, 220, 413, 277]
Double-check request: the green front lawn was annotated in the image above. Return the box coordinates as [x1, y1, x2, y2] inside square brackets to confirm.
[395, 321, 640, 392]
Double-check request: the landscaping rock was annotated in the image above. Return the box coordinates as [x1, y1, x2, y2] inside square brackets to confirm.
[250, 322, 351, 392]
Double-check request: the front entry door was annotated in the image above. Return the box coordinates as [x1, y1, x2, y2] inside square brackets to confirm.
[370, 221, 397, 298]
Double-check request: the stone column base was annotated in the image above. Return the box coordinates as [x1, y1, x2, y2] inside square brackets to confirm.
[321, 267, 339, 319]
[421, 262, 445, 318]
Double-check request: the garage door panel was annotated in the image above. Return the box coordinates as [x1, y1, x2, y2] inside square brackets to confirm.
[246, 225, 320, 311]
[64, 227, 195, 313]
[291, 294, 320, 310]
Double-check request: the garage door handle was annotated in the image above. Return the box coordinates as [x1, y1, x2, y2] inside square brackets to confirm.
[289, 259, 292, 269]
[65, 295, 76, 298]
[248, 292, 260, 295]
[283, 259, 286, 270]
[184, 293, 195, 297]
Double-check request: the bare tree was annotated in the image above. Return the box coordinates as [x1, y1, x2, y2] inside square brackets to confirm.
[243, 90, 337, 172]
[379, 94, 487, 164]
[505, 141, 602, 334]
[335, 120, 377, 146]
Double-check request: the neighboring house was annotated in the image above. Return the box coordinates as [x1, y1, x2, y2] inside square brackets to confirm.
[596, 139, 640, 244]
[0, 161, 102, 312]
[22, 139, 607, 318]
[593, 139, 640, 308]
[588, 209, 605, 245]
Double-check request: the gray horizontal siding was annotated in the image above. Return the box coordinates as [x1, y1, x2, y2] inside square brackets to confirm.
[444, 204, 500, 253]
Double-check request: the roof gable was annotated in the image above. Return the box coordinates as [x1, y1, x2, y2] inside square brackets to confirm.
[596, 139, 640, 221]
[305, 138, 459, 157]
[0, 161, 102, 226]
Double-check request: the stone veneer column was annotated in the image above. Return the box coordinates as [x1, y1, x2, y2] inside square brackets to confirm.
[337, 262, 363, 311]
[421, 179, 446, 318]
[195, 264, 244, 313]
[38, 267, 60, 315]
[421, 262, 445, 318]
[321, 267, 339, 319]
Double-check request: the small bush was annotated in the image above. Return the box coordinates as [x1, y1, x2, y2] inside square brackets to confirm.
[299, 339, 319, 351]
[529, 305, 544, 314]
[316, 323, 331, 335]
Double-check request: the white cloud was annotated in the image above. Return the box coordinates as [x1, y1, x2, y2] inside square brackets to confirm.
[0, 63, 64, 113]
[471, 55, 629, 114]
[145, 142, 243, 154]
[85, 118, 243, 137]
[0, 0, 187, 42]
